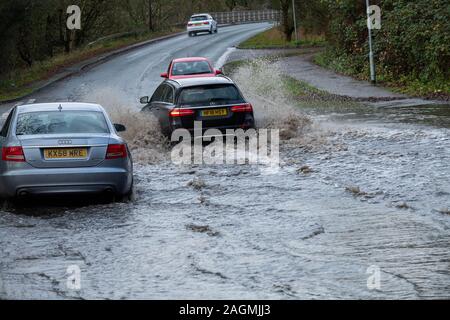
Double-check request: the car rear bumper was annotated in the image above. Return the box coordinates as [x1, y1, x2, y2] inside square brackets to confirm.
[170, 124, 256, 141]
[187, 26, 211, 32]
[170, 114, 255, 136]
[0, 166, 132, 198]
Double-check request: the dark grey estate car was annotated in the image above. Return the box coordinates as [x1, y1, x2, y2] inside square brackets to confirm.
[140, 76, 255, 137]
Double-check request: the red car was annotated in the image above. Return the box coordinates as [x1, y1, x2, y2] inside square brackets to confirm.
[160, 57, 222, 80]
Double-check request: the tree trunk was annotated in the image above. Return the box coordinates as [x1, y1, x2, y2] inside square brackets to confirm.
[58, 9, 65, 46]
[17, 30, 33, 67]
[65, 28, 76, 53]
[148, 0, 154, 31]
[280, 0, 294, 42]
[45, 15, 54, 57]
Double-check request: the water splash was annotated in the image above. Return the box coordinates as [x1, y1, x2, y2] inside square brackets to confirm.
[83, 88, 169, 164]
[231, 58, 313, 140]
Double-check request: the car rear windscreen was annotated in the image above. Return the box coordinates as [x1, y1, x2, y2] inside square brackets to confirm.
[172, 61, 212, 76]
[16, 111, 110, 135]
[179, 84, 245, 107]
[190, 16, 208, 21]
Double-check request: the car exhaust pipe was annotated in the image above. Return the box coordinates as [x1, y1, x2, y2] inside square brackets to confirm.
[104, 188, 114, 194]
[18, 190, 29, 198]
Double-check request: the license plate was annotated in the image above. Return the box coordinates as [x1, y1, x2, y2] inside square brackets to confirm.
[202, 109, 228, 117]
[195, 23, 202, 26]
[44, 148, 88, 159]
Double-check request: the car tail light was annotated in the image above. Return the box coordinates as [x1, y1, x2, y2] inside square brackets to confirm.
[106, 144, 127, 159]
[188, 23, 193, 27]
[170, 108, 195, 117]
[203, 21, 210, 25]
[231, 104, 253, 113]
[2, 146, 25, 162]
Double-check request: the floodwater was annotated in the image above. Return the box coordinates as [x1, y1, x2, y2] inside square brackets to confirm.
[1, 62, 449, 300]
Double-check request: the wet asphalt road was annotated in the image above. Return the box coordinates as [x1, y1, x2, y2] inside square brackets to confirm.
[0, 23, 273, 115]
[1, 23, 450, 300]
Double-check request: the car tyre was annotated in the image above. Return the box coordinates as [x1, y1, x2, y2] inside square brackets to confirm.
[117, 178, 134, 203]
[214, 27, 218, 33]
[1, 199, 14, 211]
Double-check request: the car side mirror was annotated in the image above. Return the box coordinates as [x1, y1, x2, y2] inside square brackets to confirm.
[114, 124, 126, 132]
[160, 72, 168, 78]
[140, 96, 150, 104]
[215, 69, 223, 75]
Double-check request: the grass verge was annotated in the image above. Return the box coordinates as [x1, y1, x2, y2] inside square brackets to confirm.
[314, 50, 450, 101]
[223, 58, 361, 111]
[0, 28, 182, 102]
[238, 27, 326, 49]
[282, 73, 362, 110]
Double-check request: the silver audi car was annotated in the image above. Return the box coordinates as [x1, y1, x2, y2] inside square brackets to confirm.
[0, 103, 133, 202]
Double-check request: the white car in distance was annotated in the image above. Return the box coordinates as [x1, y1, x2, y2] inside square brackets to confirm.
[187, 14, 218, 37]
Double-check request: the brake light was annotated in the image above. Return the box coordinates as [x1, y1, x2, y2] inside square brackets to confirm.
[203, 21, 210, 25]
[106, 144, 127, 159]
[188, 23, 193, 27]
[170, 108, 195, 117]
[2, 146, 25, 162]
[231, 104, 253, 113]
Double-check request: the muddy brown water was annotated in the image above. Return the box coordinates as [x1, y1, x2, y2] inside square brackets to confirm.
[1, 63, 449, 300]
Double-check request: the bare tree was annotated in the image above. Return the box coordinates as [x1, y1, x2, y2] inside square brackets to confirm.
[148, 0, 154, 31]
[280, 0, 294, 41]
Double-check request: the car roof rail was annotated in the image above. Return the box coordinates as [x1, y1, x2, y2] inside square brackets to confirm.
[218, 75, 233, 82]
[166, 79, 181, 86]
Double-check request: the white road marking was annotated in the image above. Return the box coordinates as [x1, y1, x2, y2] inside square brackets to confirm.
[215, 47, 236, 69]
[27, 99, 36, 104]
[138, 52, 172, 83]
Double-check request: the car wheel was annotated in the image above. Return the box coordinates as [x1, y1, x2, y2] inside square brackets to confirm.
[1, 199, 14, 211]
[214, 27, 218, 33]
[209, 28, 213, 34]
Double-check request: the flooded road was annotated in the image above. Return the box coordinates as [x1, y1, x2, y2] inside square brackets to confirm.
[1, 61, 450, 300]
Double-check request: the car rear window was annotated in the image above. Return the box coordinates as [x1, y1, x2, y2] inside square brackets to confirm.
[16, 111, 110, 135]
[172, 61, 213, 76]
[190, 16, 208, 21]
[179, 84, 245, 107]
